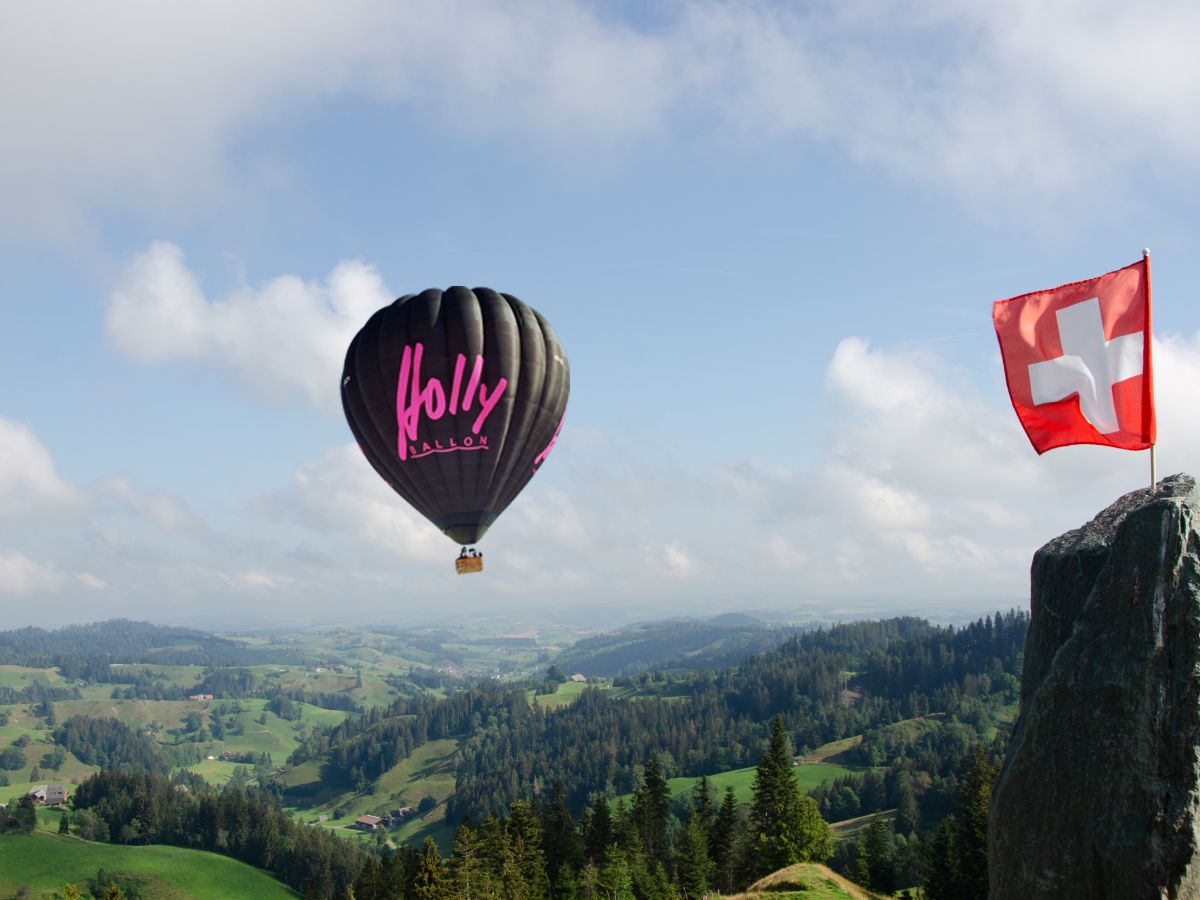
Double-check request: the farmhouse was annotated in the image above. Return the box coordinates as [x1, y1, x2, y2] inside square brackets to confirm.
[570, 674, 587, 683]
[354, 814, 382, 831]
[188, 693, 214, 701]
[26, 784, 68, 806]
[380, 806, 417, 826]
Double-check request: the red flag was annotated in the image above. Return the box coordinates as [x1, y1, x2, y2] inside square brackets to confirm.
[993, 257, 1155, 455]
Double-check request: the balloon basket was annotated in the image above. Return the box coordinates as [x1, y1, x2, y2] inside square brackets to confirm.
[455, 554, 484, 575]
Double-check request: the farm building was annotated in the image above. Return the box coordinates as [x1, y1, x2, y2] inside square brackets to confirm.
[354, 815, 382, 831]
[570, 674, 587, 683]
[26, 784, 68, 806]
[188, 693, 214, 701]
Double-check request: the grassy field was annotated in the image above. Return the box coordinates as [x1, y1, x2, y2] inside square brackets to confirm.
[829, 809, 897, 843]
[528, 680, 592, 709]
[660, 758, 866, 807]
[0, 831, 297, 899]
[282, 737, 460, 848]
[38, 693, 352, 784]
[798, 734, 863, 765]
[0, 714, 97, 798]
[279, 737, 460, 854]
[0, 665, 62, 688]
[730, 862, 887, 899]
[390, 810, 457, 855]
[108, 664, 207, 688]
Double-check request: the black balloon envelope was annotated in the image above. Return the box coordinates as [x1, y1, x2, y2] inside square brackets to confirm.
[341, 287, 569, 550]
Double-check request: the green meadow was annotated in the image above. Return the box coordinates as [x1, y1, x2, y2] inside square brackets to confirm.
[0, 665, 62, 688]
[663, 759, 866, 807]
[276, 736, 461, 854]
[0, 831, 296, 899]
[527, 679, 596, 709]
[829, 809, 897, 843]
[282, 737, 460, 829]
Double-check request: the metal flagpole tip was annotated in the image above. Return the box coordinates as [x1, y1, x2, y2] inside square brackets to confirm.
[1143, 248, 1151, 256]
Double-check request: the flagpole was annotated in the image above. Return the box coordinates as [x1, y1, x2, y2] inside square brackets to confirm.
[1144, 248, 1156, 490]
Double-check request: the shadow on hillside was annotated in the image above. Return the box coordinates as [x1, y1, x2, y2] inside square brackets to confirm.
[280, 762, 350, 808]
[820, 748, 862, 767]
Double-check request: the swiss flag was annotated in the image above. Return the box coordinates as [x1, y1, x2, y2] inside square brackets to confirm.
[993, 258, 1155, 455]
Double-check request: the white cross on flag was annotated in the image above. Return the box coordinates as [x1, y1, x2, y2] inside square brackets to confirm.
[993, 257, 1155, 455]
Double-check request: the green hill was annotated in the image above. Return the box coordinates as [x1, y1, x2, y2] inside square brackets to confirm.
[731, 862, 888, 898]
[0, 831, 297, 899]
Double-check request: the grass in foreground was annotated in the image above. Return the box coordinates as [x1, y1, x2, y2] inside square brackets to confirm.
[730, 862, 888, 899]
[0, 831, 297, 899]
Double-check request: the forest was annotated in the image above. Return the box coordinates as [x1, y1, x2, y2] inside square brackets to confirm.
[293, 612, 1025, 825]
[0, 611, 1026, 898]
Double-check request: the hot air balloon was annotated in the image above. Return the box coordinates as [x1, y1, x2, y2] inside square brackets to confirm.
[341, 287, 569, 573]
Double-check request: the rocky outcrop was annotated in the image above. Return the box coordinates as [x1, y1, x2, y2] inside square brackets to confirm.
[990, 474, 1200, 899]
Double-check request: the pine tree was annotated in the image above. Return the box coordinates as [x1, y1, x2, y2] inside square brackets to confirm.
[585, 793, 613, 865]
[511, 798, 550, 899]
[59, 810, 70, 834]
[632, 758, 671, 864]
[354, 856, 384, 900]
[954, 744, 997, 899]
[412, 836, 450, 899]
[895, 780, 920, 836]
[478, 813, 515, 886]
[923, 817, 959, 900]
[542, 781, 583, 887]
[674, 814, 713, 899]
[749, 715, 831, 875]
[689, 775, 716, 837]
[449, 821, 496, 898]
[612, 798, 639, 854]
[711, 787, 740, 894]
[856, 815, 895, 894]
[597, 847, 636, 900]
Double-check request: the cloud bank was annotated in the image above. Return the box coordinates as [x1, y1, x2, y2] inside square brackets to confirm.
[107, 242, 390, 409]
[12, 307, 1200, 625]
[5, 1, 1200, 239]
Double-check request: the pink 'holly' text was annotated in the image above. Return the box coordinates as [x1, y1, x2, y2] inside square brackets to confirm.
[396, 342, 508, 461]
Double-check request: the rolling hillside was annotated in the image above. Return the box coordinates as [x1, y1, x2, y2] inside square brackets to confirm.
[0, 831, 297, 899]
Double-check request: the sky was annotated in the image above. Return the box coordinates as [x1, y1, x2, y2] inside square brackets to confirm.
[2, 0, 1200, 630]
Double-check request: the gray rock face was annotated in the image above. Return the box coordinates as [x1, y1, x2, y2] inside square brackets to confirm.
[990, 474, 1200, 899]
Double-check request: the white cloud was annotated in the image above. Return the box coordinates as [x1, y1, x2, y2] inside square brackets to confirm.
[255, 443, 447, 562]
[232, 571, 291, 590]
[5, 1, 1200, 240]
[0, 552, 65, 596]
[1152, 331, 1200, 474]
[0, 417, 88, 519]
[660, 542, 696, 578]
[7, 323, 1200, 624]
[107, 242, 390, 409]
[95, 475, 206, 533]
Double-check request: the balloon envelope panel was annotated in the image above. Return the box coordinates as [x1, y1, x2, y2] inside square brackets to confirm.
[341, 287, 569, 545]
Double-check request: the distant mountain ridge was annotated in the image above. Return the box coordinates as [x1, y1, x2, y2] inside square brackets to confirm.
[0, 618, 281, 672]
[553, 614, 799, 676]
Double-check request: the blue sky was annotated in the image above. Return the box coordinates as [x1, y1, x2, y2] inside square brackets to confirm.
[3, 1, 1200, 628]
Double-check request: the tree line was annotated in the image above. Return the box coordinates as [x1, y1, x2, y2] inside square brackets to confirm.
[0, 619, 270, 673]
[63, 714, 832, 899]
[69, 769, 364, 896]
